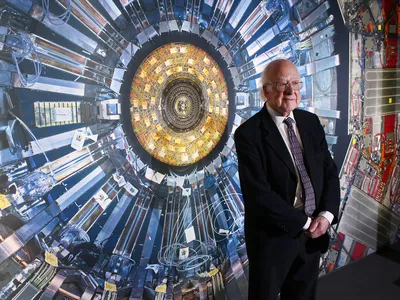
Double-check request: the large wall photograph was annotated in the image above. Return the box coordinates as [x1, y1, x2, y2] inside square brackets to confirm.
[0, 0, 399, 299]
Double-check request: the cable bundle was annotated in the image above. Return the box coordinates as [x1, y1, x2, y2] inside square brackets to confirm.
[10, 32, 42, 87]
[41, 0, 71, 26]
[294, 38, 312, 51]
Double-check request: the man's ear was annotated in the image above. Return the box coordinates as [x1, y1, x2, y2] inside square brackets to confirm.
[262, 85, 268, 99]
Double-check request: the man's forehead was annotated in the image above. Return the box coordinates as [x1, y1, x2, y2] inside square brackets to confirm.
[263, 60, 300, 82]
[277, 75, 300, 81]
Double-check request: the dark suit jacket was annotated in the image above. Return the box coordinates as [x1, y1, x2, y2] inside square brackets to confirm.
[234, 104, 340, 259]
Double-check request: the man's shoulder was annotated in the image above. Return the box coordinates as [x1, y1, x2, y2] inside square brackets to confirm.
[234, 110, 263, 139]
[294, 108, 317, 119]
[293, 108, 319, 126]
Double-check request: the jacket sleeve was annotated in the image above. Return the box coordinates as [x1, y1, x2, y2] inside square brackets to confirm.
[313, 114, 340, 224]
[234, 128, 308, 238]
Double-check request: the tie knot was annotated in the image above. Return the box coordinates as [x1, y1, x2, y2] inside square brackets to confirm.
[283, 117, 294, 128]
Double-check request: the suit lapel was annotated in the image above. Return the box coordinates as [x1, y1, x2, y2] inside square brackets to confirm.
[260, 106, 296, 177]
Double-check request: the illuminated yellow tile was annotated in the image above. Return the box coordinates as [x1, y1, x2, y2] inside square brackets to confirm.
[181, 154, 188, 162]
[156, 124, 162, 131]
[165, 59, 172, 66]
[207, 141, 213, 148]
[203, 68, 209, 76]
[389, 98, 393, 103]
[144, 118, 150, 127]
[151, 113, 157, 121]
[179, 147, 186, 153]
[211, 81, 216, 88]
[139, 70, 146, 78]
[170, 47, 178, 54]
[159, 149, 166, 158]
[197, 140, 204, 146]
[192, 152, 199, 159]
[148, 142, 155, 151]
[205, 132, 210, 139]
[198, 74, 204, 82]
[165, 134, 171, 141]
[207, 88, 212, 95]
[155, 66, 162, 74]
[203, 57, 210, 64]
[188, 135, 195, 142]
[133, 100, 139, 107]
[134, 113, 140, 121]
[188, 68, 195, 74]
[150, 57, 157, 65]
[168, 144, 175, 151]
[209, 106, 213, 113]
[212, 67, 217, 74]
[158, 77, 164, 84]
[175, 138, 181, 144]
[151, 97, 156, 105]
[145, 84, 150, 92]
[188, 59, 194, 65]
[215, 94, 220, 101]
[180, 47, 187, 53]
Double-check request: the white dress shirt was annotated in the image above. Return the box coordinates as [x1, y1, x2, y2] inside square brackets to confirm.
[265, 102, 334, 230]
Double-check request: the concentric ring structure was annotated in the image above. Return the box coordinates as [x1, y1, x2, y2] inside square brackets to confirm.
[162, 78, 204, 132]
[130, 43, 228, 166]
[0, 1, 352, 300]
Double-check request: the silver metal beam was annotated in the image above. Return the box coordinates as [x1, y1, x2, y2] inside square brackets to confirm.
[295, 1, 330, 33]
[0, 161, 113, 265]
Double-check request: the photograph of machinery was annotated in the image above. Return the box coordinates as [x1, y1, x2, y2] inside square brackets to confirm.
[0, 0, 398, 299]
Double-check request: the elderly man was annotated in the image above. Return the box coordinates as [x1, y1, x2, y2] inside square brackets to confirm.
[234, 59, 340, 300]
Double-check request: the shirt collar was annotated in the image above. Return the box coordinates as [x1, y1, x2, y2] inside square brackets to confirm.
[265, 102, 295, 128]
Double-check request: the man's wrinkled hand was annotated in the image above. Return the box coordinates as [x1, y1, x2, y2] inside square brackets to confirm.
[306, 216, 330, 239]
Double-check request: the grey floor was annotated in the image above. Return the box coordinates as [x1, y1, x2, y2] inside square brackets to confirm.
[317, 242, 400, 300]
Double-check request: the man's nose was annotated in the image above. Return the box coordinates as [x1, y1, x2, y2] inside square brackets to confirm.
[284, 84, 295, 94]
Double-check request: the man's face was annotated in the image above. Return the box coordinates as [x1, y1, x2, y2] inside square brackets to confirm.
[263, 62, 301, 116]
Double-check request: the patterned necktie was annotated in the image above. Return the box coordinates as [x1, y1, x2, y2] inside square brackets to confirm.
[283, 117, 316, 216]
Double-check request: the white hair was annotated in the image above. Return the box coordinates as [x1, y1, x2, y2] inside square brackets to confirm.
[259, 66, 270, 102]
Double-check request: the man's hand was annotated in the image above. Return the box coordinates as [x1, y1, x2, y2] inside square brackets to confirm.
[306, 216, 330, 239]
